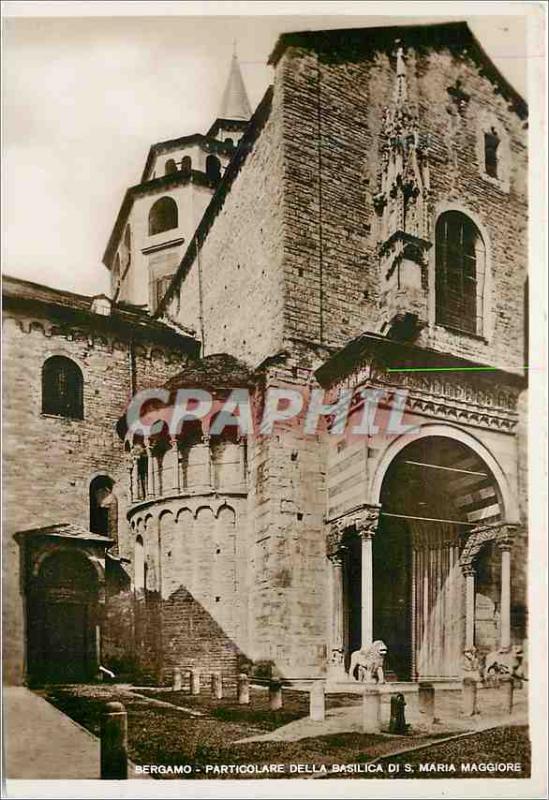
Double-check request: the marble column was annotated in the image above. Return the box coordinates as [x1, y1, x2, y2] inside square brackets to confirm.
[328, 550, 346, 679]
[463, 567, 476, 650]
[360, 534, 373, 648]
[356, 505, 380, 649]
[499, 543, 512, 650]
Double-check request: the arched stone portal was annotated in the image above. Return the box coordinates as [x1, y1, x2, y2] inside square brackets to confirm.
[27, 549, 101, 683]
[374, 436, 505, 680]
[16, 523, 111, 685]
[327, 435, 521, 682]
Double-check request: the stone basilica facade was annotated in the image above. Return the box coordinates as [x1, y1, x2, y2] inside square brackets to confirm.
[3, 22, 528, 688]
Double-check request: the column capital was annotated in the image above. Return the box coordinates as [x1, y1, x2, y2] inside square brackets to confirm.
[462, 565, 476, 578]
[326, 503, 381, 557]
[459, 521, 521, 572]
[355, 504, 382, 539]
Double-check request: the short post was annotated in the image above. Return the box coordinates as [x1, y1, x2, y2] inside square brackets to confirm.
[172, 667, 182, 691]
[362, 687, 381, 733]
[389, 693, 408, 734]
[190, 668, 200, 695]
[418, 682, 435, 724]
[269, 679, 283, 711]
[237, 672, 250, 705]
[309, 681, 325, 721]
[211, 671, 223, 700]
[462, 677, 478, 717]
[101, 702, 128, 780]
[501, 674, 514, 714]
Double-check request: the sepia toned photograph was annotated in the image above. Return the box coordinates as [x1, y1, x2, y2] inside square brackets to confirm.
[2, 1, 546, 797]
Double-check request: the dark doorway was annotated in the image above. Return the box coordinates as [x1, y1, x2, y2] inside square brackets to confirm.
[27, 550, 99, 684]
[343, 535, 362, 673]
[372, 515, 412, 680]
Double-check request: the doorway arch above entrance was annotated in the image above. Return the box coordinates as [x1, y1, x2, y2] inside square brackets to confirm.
[369, 423, 520, 524]
[326, 431, 522, 683]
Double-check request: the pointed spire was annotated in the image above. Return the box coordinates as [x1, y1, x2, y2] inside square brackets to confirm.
[218, 51, 252, 121]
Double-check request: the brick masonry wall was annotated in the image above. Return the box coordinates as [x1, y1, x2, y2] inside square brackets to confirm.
[2, 307, 191, 683]
[278, 44, 527, 372]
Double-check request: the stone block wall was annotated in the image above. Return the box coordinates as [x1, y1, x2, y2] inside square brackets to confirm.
[128, 494, 248, 684]
[246, 350, 330, 676]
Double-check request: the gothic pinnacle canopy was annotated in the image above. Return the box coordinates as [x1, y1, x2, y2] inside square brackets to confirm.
[218, 53, 252, 121]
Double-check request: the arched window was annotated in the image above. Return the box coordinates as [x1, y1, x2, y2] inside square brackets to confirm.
[225, 137, 234, 148]
[435, 212, 485, 335]
[148, 196, 178, 236]
[89, 475, 118, 538]
[136, 454, 148, 500]
[206, 155, 221, 182]
[134, 536, 145, 591]
[165, 159, 178, 176]
[42, 356, 83, 419]
[484, 128, 500, 178]
[181, 155, 192, 177]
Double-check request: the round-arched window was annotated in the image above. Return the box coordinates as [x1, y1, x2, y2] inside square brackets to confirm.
[148, 196, 178, 236]
[435, 211, 486, 335]
[42, 356, 84, 419]
[165, 159, 178, 176]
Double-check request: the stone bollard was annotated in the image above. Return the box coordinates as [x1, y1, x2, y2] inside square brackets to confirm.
[501, 675, 514, 714]
[237, 672, 250, 705]
[172, 667, 182, 692]
[418, 682, 435, 724]
[389, 693, 408, 734]
[362, 688, 381, 734]
[269, 680, 283, 711]
[190, 668, 200, 696]
[101, 701, 128, 780]
[462, 677, 479, 716]
[309, 681, 326, 721]
[211, 671, 223, 700]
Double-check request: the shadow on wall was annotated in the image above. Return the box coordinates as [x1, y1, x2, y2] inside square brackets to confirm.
[132, 585, 251, 687]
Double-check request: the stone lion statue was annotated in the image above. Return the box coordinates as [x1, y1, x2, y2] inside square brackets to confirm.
[484, 645, 525, 684]
[349, 640, 387, 683]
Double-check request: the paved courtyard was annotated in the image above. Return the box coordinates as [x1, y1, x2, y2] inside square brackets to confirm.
[3, 686, 100, 779]
[237, 683, 528, 743]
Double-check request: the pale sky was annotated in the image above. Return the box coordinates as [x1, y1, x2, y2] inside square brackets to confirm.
[2, 2, 530, 297]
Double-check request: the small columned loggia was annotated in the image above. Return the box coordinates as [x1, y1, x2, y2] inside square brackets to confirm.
[326, 504, 381, 679]
[459, 522, 520, 654]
